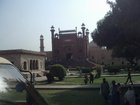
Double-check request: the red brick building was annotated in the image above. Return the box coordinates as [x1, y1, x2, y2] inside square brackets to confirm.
[50, 23, 90, 67]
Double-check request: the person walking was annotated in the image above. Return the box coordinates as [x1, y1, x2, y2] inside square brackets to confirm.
[84, 74, 89, 85]
[89, 72, 94, 84]
[100, 78, 110, 105]
[125, 69, 133, 85]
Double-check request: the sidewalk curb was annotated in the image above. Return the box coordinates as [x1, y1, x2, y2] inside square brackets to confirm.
[34, 85, 99, 90]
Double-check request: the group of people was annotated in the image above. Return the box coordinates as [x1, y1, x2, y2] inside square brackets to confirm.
[100, 78, 137, 105]
[84, 73, 94, 85]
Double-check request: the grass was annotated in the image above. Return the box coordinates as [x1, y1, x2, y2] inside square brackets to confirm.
[0, 89, 104, 105]
[39, 89, 104, 105]
[0, 90, 26, 101]
[39, 87, 140, 105]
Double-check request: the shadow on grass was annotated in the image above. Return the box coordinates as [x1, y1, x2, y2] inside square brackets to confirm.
[40, 89, 105, 105]
[36, 79, 65, 85]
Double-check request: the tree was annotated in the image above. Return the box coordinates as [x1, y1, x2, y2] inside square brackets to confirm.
[92, 0, 140, 65]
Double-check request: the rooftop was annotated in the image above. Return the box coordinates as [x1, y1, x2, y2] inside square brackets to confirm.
[0, 49, 46, 56]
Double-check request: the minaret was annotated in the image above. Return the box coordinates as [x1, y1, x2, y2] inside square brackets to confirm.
[81, 23, 86, 36]
[40, 35, 44, 52]
[50, 26, 55, 59]
[85, 29, 89, 57]
[50, 26, 55, 38]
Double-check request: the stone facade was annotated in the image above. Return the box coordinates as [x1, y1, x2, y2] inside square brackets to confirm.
[45, 51, 52, 61]
[88, 41, 128, 65]
[0, 49, 46, 76]
[50, 23, 89, 63]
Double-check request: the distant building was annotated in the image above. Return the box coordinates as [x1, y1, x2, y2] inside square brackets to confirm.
[50, 23, 89, 62]
[0, 49, 46, 77]
[88, 41, 128, 65]
[48, 23, 94, 67]
[45, 51, 52, 61]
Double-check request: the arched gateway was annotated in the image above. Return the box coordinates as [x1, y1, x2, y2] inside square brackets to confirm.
[50, 23, 89, 67]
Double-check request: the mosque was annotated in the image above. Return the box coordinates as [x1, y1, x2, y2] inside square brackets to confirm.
[47, 23, 91, 67]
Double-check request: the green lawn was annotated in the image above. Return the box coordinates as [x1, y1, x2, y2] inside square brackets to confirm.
[39, 89, 105, 105]
[1, 89, 105, 105]
[0, 90, 26, 101]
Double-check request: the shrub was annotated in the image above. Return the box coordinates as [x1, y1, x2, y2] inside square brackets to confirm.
[106, 65, 121, 74]
[134, 65, 140, 71]
[46, 72, 54, 83]
[50, 64, 66, 81]
[76, 66, 80, 71]
[80, 67, 93, 73]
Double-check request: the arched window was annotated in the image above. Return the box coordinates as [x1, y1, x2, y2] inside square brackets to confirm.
[30, 60, 33, 70]
[35, 60, 38, 69]
[33, 60, 35, 70]
[40, 61, 43, 69]
[23, 61, 27, 70]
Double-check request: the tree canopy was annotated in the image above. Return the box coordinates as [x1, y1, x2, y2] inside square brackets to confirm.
[92, 0, 140, 64]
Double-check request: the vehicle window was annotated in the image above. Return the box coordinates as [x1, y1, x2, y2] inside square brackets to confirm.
[0, 64, 27, 103]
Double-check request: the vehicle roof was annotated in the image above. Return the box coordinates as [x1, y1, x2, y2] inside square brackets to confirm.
[0, 57, 12, 64]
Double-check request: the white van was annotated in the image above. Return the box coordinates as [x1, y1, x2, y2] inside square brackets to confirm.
[0, 57, 48, 105]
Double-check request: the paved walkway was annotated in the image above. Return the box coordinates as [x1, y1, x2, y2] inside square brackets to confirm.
[32, 75, 140, 90]
[34, 73, 140, 82]
[34, 84, 97, 90]
[32, 76, 97, 89]
[33, 84, 140, 90]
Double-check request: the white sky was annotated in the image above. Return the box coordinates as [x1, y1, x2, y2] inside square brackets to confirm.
[0, 0, 113, 51]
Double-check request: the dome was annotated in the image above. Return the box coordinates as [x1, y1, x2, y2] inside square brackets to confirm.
[40, 34, 43, 37]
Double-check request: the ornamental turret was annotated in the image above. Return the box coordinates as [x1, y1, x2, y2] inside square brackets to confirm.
[50, 26, 55, 38]
[86, 29, 89, 36]
[81, 23, 86, 36]
[40, 35, 44, 52]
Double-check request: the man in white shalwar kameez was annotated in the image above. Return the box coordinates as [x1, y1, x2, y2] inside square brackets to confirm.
[124, 86, 135, 105]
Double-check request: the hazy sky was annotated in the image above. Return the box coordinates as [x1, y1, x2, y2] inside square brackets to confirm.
[0, 0, 113, 51]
